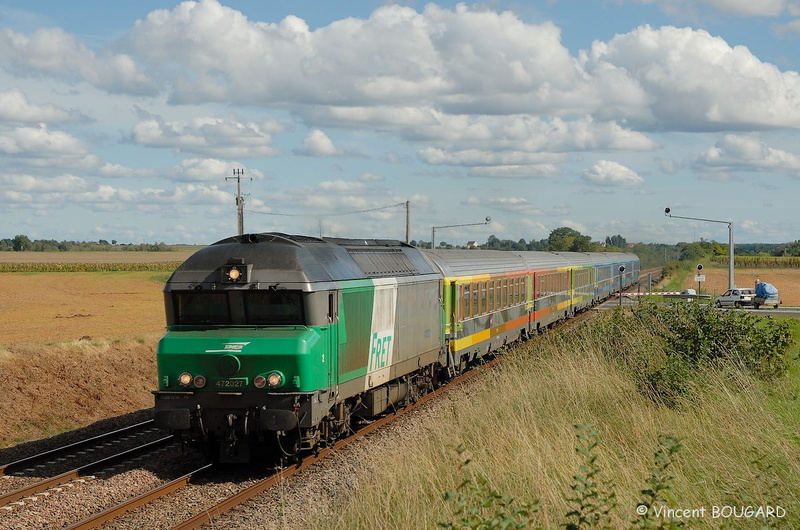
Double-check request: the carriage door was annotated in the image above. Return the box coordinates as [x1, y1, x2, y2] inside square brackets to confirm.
[327, 291, 339, 391]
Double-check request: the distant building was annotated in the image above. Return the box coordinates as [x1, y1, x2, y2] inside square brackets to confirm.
[466, 241, 479, 249]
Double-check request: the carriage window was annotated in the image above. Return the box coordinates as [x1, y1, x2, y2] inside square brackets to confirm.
[463, 284, 472, 319]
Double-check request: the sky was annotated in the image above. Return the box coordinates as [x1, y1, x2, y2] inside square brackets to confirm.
[1, 1, 800, 246]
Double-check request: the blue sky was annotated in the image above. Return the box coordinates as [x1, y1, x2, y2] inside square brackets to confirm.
[1, 1, 800, 246]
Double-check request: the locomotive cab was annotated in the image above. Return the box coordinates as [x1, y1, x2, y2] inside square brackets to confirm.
[154, 287, 339, 462]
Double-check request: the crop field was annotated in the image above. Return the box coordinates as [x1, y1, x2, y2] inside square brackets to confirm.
[0, 249, 196, 264]
[679, 266, 800, 305]
[0, 271, 168, 346]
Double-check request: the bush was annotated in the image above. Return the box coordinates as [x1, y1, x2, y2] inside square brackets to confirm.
[595, 301, 794, 405]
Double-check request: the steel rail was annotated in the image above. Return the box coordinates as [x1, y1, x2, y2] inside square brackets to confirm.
[171, 358, 501, 530]
[0, 435, 174, 508]
[65, 463, 214, 530]
[0, 419, 156, 477]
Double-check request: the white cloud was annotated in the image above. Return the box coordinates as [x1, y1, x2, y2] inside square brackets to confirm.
[127, 2, 585, 112]
[584, 25, 800, 130]
[131, 113, 282, 158]
[488, 197, 542, 214]
[635, 0, 787, 17]
[0, 173, 89, 193]
[691, 134, 800, 175]
[467, 165, 560, 179]
[418, 148, 566, 166]
[0, 124, 105, 172]
[0, 89, 82, 122]
[773, 18, 800, 37]
[582, 160, 645, 186]
[0, 174, 231, 213]
[318, 180, 365, 192]
[358, 173, 384, 182]
[176, 158, 265, 182]
[4, 2, 798, 137]
[0, 124, 88, 156]
[0, 27, 156, 95]
[301, 129, 343, 156]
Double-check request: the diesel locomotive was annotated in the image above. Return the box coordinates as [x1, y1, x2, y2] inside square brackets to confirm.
[153, 233, 639, 462]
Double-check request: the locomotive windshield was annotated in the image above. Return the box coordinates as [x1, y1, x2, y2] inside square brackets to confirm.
[244, 290, 303, 324]
[172, 290, 304, 326]
[174, 292, 230, 324]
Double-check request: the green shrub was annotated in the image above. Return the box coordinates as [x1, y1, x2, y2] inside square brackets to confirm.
[633, 435, 684, 530]
[564, 424, 617, 530]
[592, 300, 793, 405]
[441, 428, 687, 530]
[633, 301, 793, 380]
[439, 444, 538, 529]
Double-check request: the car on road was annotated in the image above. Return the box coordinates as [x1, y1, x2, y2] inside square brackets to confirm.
[715, 288, 756, 308]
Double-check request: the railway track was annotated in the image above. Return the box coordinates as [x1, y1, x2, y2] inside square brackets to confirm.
[0, 419, 158, 478]
[0, 435, 174, 511]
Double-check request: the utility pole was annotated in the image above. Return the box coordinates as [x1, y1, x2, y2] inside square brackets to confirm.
[405, 201, 410, 244]
[664, 207, 734, 290]
[226, 168, 249, 236]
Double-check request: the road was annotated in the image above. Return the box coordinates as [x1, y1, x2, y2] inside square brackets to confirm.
[596, 295, 800, 317]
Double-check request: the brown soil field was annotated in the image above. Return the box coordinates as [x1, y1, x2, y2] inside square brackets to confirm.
[679, 266, 800, 305]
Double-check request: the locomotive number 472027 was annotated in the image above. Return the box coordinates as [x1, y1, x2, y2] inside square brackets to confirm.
[215, 379, 247, 388]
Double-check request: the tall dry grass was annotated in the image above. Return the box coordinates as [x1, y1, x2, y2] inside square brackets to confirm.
[308, 316, 800, 529]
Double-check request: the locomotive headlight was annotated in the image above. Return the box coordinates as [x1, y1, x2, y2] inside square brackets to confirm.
[227, 266, 242, 282]
[222, 264, 248, 283]
[178, 372, 193, 387]
[253, 372, 284, 389]
[193, 374, 207, 388]
[267, 372, 284, 388]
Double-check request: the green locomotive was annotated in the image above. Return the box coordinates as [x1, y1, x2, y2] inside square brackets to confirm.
[154, 233, 639, 462]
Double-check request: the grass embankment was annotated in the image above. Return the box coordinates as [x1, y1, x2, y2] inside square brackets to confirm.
[308, 307, 800, 529]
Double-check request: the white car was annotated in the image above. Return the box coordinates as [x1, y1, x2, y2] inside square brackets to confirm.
[715, 288, 756, 308]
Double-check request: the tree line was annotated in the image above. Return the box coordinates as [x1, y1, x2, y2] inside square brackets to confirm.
[412, 227, 800, 270]
[1, 235, 171, 252]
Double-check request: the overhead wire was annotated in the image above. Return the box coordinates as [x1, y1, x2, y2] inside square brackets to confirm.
[243, 201, 406, 218]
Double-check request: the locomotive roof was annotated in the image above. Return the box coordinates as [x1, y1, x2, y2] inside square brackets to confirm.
[167, 232, 439, 286]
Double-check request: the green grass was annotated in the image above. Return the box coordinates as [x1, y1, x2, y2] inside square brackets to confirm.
[306, 313, 800, 529]
[763, 316, 800, 427]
